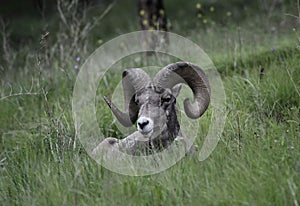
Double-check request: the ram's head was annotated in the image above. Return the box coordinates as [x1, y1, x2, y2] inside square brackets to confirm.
[102, 62, 210, 152]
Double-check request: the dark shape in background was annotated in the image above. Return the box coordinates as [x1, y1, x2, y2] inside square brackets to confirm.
[138, 0, 168, 32]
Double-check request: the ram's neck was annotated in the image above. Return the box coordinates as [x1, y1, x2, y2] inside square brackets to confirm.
[166, 110, 180, 141]
[150, 106, 180, 150]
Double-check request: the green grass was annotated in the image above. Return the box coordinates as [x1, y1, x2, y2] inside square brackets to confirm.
[0, 1, 300, 205]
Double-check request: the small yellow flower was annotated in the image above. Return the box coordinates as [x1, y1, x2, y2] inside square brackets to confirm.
[120, 42, 125, 48]
[197, 13, 202, 18]
[148, 26, 154, 30]
[159, 9, 164, 15]
[143, 20, 148, 25]
[140, 10, 145, 16]
[152, 14, 157, 20]
[167, 21, 172, 29]
[210, 6, 215, 12]
[203, 19, 208, 24]
[196, 3, 201, 9]
[226, 11, 232, 17]
[97, 39, 103, 45]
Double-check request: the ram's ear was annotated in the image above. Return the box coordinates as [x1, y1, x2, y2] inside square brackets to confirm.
[171, 84, 182, 98]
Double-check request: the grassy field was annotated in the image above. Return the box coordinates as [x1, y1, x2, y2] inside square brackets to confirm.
[0, 0, 300, 205]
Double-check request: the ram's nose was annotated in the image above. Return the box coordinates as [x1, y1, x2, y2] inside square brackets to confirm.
[137, 117, 153, 134]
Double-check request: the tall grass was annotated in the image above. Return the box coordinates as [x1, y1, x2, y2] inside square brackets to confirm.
[0, 0, 299, 205]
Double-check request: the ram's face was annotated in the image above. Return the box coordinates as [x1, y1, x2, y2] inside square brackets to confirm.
[135, 86, 176, 137]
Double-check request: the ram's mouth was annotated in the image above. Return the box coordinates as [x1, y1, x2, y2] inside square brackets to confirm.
[139, 128, 152, 135]
[138, 129, 153, 137]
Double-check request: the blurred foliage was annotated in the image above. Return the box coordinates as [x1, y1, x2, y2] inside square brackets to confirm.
[0, 0, 297, 45]
[0, 0, 298, 80]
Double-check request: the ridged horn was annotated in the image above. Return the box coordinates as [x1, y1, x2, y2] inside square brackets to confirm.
[104, 68, 151, 127]
[153, 62, 210, 119]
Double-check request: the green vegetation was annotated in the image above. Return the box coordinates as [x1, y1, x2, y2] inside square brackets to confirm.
[0, 0, 299, 205]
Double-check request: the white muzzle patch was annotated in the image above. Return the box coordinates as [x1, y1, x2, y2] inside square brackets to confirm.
[137, 116, 154, 135]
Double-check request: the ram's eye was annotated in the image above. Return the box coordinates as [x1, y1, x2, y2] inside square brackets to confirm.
[162, 95, 171, 103]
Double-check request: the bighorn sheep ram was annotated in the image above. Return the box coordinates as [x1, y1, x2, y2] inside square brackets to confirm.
[93, 62, 210, 156]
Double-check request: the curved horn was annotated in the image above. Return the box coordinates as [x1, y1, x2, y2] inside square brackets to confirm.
[104, 68, 151, 127]
[154, 62, 210, 119]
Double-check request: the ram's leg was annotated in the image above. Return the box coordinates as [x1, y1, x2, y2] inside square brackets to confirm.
[92, 132, 151, 157]
[92, 137, 120, 156]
